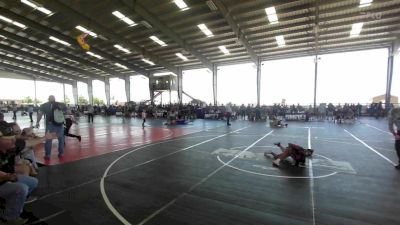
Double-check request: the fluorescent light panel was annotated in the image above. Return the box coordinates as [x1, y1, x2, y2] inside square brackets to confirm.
[275, 35, 285, 47]
[174, 0, 189, 10]
[112, 11, 136, 26]
[21, 0, 52, 15]
[350, 22, 363, 37]
[114, 44, 131, 53]
[142, 59, 155, 65]
[154, 72, 175, 76]
[150, 36, 167, 47]
[265, 7, 279, 24]
[49, 36, 71, 46]
[197, 23, 213, 37]
[359, 0, 373, 7]
[218, 46, 230, 55]
[86, 51, 103, 59]
[176, 53, 188, 61]
[115, 63, 128, 69]
[75, 25, 97, 38]
[0, 15, 26, 28]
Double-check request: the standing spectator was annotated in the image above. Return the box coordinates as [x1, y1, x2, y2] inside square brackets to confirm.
[27, 105, 34, 123]
[87, 105, 94, 123]
[388, 108, 400, 169]
[0, 112, 5, 125]
[36, 95, 66, 160]
[226, 103, 232, 126]
[142, 109, 147, 128]
[12, 105, 17, 120]
[64, 110, 81, 142]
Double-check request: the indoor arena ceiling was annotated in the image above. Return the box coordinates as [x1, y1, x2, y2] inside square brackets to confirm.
[0, 0, 399, 84]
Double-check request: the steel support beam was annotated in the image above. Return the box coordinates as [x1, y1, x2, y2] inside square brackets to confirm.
[256, 58, 261, 106]
[213, 0, 258, 65]
[0, 54, 87, 83]
[45, 0, 177, 74]
[177, 67, 183, 104]
[0, 6, 146, 77]
[88, 78, 93, 105]
[72, 81, 78, 105]
[121, 0, 213, 71]
[0, 29, 124, 78]
[104, 77, 111, 106]
[386, 44, 395, 108]
[212, 64, 218, 106]
[0, 62, 72, 84]
[0, 43, 104, 81]
[125, 75, 131, 102]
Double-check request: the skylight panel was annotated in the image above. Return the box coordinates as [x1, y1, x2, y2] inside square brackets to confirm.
[150, 36, 167, 47]
[0, 15, 26, 29]
[114, 44, 131, 53]
[21, 0, 52, 15]
[76, 25, 97, 38]
[359, 0, 373, 7]
[86, 51, 103, 59]
[176, 53, 188, 61]
[142, 59, 155, 65]
[49, 36, 71, 46]
[275, 35, 285, 47]
[112, 11, 137, 26]
[265, 7, 279, 24]
[350, 23, 363, 37]
[174, 0, 189, 11]
[197, 24, 213, 37]
[115, 63, 128, 69]
[218, 46, 230, 55]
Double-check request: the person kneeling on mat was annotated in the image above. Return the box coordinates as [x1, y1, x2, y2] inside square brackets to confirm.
[265, 142, 313, 167]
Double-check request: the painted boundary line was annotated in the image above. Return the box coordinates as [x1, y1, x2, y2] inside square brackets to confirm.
[344, 129, 396, 166]
[137, 130, 274, 225]
[365, 123, 392, 135]
[101, 127, 249, 225]
[308, 127, 316, 225]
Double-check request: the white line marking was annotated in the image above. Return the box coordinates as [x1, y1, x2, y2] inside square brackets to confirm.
[217, 155, 337, 179]
[29, 210, 67, 224]
[101, 127, 248, 225]
[137, 130, 274, 225]
[344, 129, 396, 166]
[365, 123, 392, 135]
[308, 127, 316, 225]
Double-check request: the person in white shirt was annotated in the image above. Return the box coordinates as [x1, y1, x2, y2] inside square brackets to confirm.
[142, 110, 146, 128]
[225, 103, 233, 126]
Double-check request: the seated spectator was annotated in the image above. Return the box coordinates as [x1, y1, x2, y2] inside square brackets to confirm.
[0, 122, 38, 225]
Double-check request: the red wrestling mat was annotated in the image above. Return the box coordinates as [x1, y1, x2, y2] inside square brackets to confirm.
[34, 125, 200, 165]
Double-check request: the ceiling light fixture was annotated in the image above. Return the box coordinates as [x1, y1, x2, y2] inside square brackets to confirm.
[174, 0, 189, 11]
[142, 59, 155, 65]
[75, 25, 97, 38]
[21, 0, 52, 15]
[265, 7, 279, 24]
[218, 46, 230, 55]
[176, 53, 188, 61]
[0, 15, 27, 29]
[150, 36, 167, 47]
[114, 44, 131, 53]
[275, 35, 285, 47]
[359, 0, 373, 7]
[115, 63, 128, 69]
[86, 51, 103, 59]
[350, 22, 363, 37]
[197, 24, 214, 37]
[112, 11, 137, 26]
[49, 36, 71, 46]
